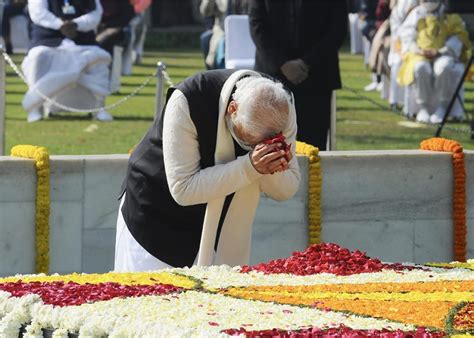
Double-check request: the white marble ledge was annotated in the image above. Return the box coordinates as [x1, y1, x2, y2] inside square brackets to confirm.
[319, 150, 473, 157]
[51, 154, 130, 160]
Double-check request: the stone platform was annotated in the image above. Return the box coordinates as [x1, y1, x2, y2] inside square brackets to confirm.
[0, 150, 473, 276]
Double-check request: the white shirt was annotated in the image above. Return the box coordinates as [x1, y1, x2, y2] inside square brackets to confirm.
[28, 0, 103, 32]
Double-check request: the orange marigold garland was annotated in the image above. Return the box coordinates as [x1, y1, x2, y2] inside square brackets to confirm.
[420, 138, 467, 262]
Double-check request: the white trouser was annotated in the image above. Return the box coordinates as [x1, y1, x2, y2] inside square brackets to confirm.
[389, 59, 404, 105]
[114, 194, 199, 272]
[21, 42, 111, 114]
[413, 55, 464, 108]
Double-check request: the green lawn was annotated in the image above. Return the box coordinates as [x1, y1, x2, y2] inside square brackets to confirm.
[3, 46, 474, 155]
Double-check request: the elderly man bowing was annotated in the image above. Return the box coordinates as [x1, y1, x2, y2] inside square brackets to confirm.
[115, 69, 300, 271]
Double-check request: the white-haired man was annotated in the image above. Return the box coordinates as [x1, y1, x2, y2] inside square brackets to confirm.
[115, 69, 300, 271]
[397, 0, 471, 123]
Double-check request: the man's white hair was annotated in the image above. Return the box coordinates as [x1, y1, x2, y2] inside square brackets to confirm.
[231, 76, 291, 143]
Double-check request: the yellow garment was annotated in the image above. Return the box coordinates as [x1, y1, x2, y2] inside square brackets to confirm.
[466, 65, 474, 81]
[397, 14, 472, 86]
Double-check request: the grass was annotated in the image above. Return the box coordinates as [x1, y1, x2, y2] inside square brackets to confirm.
[4, 49, 204, 155]
[2, 42, 474, 155]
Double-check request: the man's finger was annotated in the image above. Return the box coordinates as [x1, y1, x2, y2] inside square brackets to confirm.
[268, 157, 288, 173]
[253, 143, 283, 160]
[259, 149, 286, 164]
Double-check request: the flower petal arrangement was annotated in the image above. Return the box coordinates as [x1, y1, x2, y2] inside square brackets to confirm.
[0, 243, 472, 337]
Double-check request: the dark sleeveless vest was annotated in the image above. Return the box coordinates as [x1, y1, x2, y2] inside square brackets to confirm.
[120, 69, 248, 268]
[30, 0, 97, 48]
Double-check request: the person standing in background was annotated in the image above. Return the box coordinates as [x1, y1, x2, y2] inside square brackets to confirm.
[248, 0, 347, 150]
[199, 0, 228, 69]
[0, 0, 27, 54]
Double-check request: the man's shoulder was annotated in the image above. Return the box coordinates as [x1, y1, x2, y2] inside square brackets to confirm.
[177, 70, 236, 91]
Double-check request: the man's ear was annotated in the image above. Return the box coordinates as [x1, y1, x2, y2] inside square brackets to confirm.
[227, 100, 238, 115]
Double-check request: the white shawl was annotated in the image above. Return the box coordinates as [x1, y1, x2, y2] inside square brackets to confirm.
[197, 70, 263, 266]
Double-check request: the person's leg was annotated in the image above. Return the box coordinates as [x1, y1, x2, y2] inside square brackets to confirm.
[2, 4, 27, 53]
[413, 60, 433, 122]
[214, 36, 225, 69]
[114, 194, 173, 272]
[294, 90, 332, 151]
[430, 56, 464, 123]
[80, 61, 113, 121]
[389, 59, 404, 108]
[364, 72, 380, 91]
[21, 47, 56, 122]
[200, 29, 213, 69]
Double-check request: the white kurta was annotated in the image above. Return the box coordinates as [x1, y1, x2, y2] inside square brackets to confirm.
[28, 0, 103, 32]
[115, 71, 300, 272]
[22, 0, 110, 113]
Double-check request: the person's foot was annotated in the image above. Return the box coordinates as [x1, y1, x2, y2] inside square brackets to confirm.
[364, 81, 379, 92]
[430, 107, 446, 124]
[376, 81, 384, 92]
[390, 103, 399, 112]
[94, 109, 113, 121]
[27, 110, 43, 123]
[430, 113, 443, 124]
[416, 108, 430, 123]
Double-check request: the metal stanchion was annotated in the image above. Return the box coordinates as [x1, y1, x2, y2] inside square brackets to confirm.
[155, 61, 166, 119]
[0, 45, 5, 155]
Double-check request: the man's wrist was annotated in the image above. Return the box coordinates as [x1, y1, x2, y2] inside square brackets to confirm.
[247, 152, 264, 178]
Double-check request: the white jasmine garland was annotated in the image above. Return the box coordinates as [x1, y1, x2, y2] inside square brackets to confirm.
[51, 328, 68, 338]
[0, 263, 470, 337]
[173, 265, 474, 289]
[0, 290, 13, 317]
[17, 291, 414, 337]
[23, 320, 43, 338]
[0, 294, 41, 337]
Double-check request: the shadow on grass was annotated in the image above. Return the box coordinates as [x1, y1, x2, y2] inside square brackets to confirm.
[133, 63, 202, 70]
[338, 133, 433, 145]
[51, 114, 155, 122]
[112, 115, 154, 122]
[115, 82, 156, 88]
[6, 114, 92, 122]
[110, 91, 156, 97]
[338, 106, 393, 112]
[143, 51, 201, 59]
[122, 72, 158, 78]
[6, 90, 27, 95]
